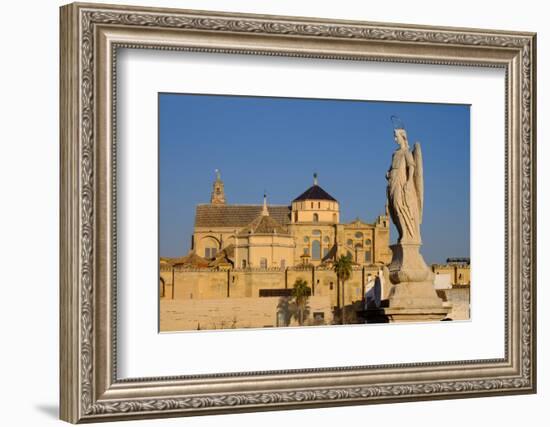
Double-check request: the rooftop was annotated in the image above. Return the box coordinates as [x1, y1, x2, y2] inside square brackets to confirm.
[292, 184, 337, 202]
[238, 214, 289, 236]
[161, 252, 210, 268]
[195, 204, 291, 228]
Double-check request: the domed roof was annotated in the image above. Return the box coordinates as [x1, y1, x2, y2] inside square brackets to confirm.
[293, 184, 337, 202]
[293, 173, 337, 202]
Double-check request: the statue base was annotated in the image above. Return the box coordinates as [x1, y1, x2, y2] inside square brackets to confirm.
[364, 306, 451, 323]
[364, 243, 450, 323]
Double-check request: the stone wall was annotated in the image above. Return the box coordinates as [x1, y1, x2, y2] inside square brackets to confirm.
[432, 264, 471, 286]
[161, 266, 383, 307]
[439, 285, 470, 320]
[159, 265, 418, 329]
[159, 265, 469, 328]
[234, 234, 294, 269]
[160, 296, 333, 331]
[289, 222, 339, 266]
[176, 269, 228, 300]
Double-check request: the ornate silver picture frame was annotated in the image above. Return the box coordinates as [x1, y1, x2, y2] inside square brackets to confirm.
[60, 2, 536, 423]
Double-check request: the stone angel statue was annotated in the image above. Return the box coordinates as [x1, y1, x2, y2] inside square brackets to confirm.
[386, 125, 424, 245]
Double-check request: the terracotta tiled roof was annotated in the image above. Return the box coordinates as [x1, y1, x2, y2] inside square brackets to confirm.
[163, 252, 210, 268]
[237, 214, 289, 236]
[292, 184, 337, 202]
[195, 204, 291, 228]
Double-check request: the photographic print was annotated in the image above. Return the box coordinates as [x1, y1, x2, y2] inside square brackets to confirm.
[159, 94, 470, 332]
[60, 4, 536, 420]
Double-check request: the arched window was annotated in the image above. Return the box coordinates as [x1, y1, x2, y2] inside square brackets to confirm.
[303, 236, 310, 243]
[346, 239, 353, 247]
[260, 258, 268, 269]
[312, 240, 321, 260]
[323, 236, 330, 243]
[354, 245, 361, 263]
[365, 239, 372, 245]
[205, 247, 217, 259]
[294, 212, 298, 222]
[313, 213, 319, 223]
[312, 229, 321, 236]
[364, 251, 372, 263]
[241, 259, 247, 268]
[202, 236, 219, 259]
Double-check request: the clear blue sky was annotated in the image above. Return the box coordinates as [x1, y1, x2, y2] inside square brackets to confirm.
[159, 93, 470, 264]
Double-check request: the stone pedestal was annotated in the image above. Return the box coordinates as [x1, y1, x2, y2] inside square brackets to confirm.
[366, 243, 450, 323]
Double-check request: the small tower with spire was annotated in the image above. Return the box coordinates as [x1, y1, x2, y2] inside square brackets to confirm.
[210, 169, 226, 205]
[262, 192, 269, 216]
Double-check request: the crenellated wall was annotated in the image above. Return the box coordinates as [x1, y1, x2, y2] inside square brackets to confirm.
[160, 265, 386, 306]
[159, 264, 469, 330]
[432, 264, 471, 286]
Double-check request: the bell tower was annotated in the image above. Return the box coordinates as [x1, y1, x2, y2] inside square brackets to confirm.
[210, 169, 226, 205]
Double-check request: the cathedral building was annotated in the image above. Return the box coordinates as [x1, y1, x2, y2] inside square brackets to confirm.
[191, 172, 392, 269]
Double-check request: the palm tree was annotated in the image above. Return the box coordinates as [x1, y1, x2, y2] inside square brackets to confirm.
[333, 254, 353, 325]
[291, 278, 311, 326]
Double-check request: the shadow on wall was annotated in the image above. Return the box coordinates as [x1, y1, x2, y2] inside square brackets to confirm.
[277, 295, 371, 326]
[276, 296, 313, 326]
[333, 300, 366, 325]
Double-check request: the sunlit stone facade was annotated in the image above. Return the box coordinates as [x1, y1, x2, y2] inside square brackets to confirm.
[191, 172, 392, 268]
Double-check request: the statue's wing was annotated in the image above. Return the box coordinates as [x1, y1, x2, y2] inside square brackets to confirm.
[412, 142, 424, 224]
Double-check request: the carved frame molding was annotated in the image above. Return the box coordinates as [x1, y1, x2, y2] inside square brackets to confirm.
[60, 2, 536, 423]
